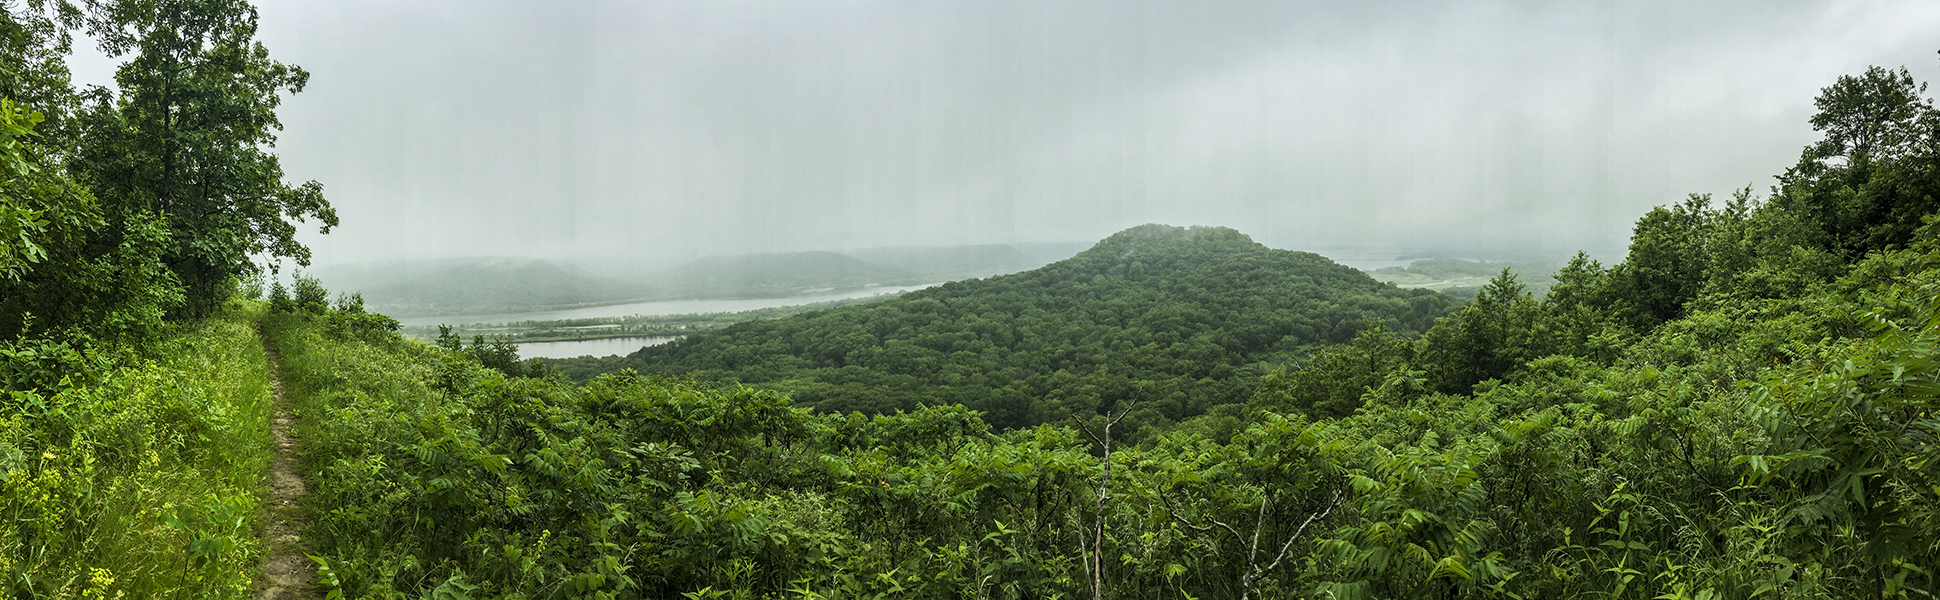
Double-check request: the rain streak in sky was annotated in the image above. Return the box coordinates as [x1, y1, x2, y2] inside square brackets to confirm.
[64, 0, 1940, 265]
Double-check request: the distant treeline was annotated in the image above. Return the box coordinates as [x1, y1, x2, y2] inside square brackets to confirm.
[1367, 257, 1567, 298]
[317, 243, 1088, 317]
[404, 292, 909, 343]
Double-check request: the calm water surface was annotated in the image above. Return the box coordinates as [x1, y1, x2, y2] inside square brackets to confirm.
[520, 336, 682, 359]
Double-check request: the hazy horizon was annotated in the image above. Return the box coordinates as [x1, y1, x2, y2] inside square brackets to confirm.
[62, 1, 1940, 268]
[293, 233, 1558, 275]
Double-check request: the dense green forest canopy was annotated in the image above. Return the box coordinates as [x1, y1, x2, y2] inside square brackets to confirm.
[556, 224, 1460, 431]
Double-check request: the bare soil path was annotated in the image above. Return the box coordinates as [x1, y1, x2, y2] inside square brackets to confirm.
[255, 329, 320, 600]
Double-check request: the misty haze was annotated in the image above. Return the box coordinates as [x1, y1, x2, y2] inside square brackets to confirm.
[58, 0, 1929, 336]
[58, 0, 1933, 270]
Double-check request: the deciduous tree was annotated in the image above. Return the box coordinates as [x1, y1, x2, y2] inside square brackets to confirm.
[77, 0, 333, 317]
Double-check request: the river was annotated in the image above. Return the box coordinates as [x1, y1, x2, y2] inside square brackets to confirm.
[519, 336, 683, 359]
[393, 283, 941, 328]
[399, 283, 941, 358]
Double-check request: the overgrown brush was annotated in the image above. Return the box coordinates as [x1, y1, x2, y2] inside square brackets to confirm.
[0, 300, 273, 598]
[262, 241, 1940, 600]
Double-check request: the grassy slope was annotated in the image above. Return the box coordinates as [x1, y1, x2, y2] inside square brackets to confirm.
[261, 308, 482, 595]
[0, 301, 272, 598]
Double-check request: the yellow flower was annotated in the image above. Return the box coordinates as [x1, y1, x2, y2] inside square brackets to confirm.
[83, 567, 116, 599]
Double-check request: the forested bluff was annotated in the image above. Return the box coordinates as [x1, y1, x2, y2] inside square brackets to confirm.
[3, 1, 1940, 598]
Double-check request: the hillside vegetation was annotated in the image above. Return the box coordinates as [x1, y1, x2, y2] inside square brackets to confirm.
[1, 303, 273, 597]
[247, 65, 1940, 599]
[555, 225, 1459, 431]
[3, 0, 1939, 596]
[251, 221, 1940, 598]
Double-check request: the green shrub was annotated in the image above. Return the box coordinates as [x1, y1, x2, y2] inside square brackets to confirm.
[268, 280, 293, 313]
[292, 272, 329, 314]
[0, 304, 272, 598]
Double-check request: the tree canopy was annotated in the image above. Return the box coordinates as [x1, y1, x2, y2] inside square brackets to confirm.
[558, 224, 1460, 433]
[77, 0, 333, 317]
[1775, 65, 1940, 259]
[0, 0, 326, 340]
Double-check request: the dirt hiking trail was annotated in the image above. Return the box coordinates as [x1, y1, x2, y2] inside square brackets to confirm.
[255, 330, 319, 600]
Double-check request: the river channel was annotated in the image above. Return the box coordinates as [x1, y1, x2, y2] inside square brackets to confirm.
[394, 283, 938, 328]
[518, 336, 684, 359]
[400, 283, 941, 358]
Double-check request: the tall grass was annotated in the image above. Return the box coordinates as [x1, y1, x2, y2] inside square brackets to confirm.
[0, 300, 273, 598]
[259, 307, 459, 594]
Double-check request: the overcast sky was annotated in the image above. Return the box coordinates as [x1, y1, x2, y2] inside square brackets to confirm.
[68, 0, 1940, 266]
